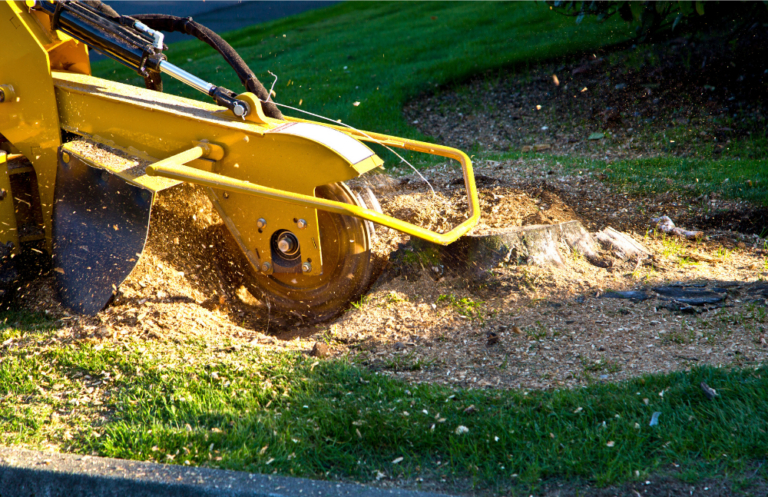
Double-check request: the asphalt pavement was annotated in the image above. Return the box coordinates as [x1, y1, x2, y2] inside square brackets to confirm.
[0, 446, 453, 497]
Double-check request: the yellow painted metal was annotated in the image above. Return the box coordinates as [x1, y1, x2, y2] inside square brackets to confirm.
[44, 37, 91, 76]
[52, 72, 388, 275]
[234, 93, 272, 125]
[264, 115, 480, 234]
[0, 2, 479, 289]
[145, 134, 479, 246]
[60, 134, 183, 193]
[0, 1, 68, 252]
[0, 152, 20, 253]
[52, 70, 478, 252]
[147, 145, 206, 171]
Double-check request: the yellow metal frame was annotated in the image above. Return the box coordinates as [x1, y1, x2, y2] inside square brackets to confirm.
[146, 133, 479, 246]
[2, 0, 480, 294]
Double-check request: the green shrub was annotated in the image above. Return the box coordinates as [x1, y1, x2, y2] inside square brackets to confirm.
[547, 1, 768, 40]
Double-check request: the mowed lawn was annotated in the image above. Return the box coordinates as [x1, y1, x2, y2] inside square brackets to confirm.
[94, 2, 633, 138]
[0, 2, 763, 495]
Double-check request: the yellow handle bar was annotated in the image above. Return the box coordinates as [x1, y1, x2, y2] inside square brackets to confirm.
[146, 130, 479, 246]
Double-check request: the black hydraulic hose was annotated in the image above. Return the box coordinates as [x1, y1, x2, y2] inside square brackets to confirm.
[80, 0, 120, 19]
[131, 14, 283, 120]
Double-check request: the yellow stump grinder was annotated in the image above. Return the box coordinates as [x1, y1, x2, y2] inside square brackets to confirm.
[0, 0, 479, 323]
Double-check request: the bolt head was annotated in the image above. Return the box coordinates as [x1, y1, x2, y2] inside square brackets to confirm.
[61, 152, 70, 164]
[256, 218, 267, 229]
[261, 261, 272, 272]
[233, 103, 247, 117]
[301, 262, 312, 273]
[297, 218, 307, 229]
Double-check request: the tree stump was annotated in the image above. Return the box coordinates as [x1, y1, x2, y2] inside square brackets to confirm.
[386, 220, 604, 282]
[594, 227, 651, 261]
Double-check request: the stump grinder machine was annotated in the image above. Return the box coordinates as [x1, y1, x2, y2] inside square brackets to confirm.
[0, 0, 479, 323]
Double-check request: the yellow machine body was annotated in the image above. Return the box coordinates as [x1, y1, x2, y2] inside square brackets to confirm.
[0, 1, 480, 317]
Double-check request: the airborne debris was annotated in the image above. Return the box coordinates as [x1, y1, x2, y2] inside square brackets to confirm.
[310, 342, 331, 358]
[649, 411, 661, 426]
[11, 158, 766, 395]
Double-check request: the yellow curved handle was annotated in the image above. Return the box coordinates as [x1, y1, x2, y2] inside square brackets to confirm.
[146, 129, 480, 246]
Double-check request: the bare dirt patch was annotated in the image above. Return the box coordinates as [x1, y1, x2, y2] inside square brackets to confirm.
[335, 161, 768, 390]
[12, 158, 768, 393]
[403, 29, 768, 161]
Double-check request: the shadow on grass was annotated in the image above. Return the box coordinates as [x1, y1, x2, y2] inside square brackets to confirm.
[0, 278, 767, 494]
[64, 340, 768, 491]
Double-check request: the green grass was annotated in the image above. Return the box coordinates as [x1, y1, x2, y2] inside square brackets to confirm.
[8, 1, 764, 492]
[436, 293, 487, 322]
[92, 2, 632, 162]
[91, 2, 766, 204]
[1, 318, 767, 493]
[487, 151, 768, 206]
[594, 157, 768, 206]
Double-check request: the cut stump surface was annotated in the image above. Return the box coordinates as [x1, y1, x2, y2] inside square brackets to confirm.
[387, 220, 604, 281]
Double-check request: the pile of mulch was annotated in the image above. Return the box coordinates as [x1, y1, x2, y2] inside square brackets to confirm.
[12, 155, 768, 392]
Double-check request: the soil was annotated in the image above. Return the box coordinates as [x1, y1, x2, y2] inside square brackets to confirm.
[336, 160, 768, 391]
[403, 27, 768, 161]
[13, 155, 768, 395]
[6, 28, 768, 497]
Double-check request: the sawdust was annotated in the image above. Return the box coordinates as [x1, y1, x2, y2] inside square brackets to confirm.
[16, 183, 272, 344]
[350, 169, 581, 243]
[11, 155, 768, 391]
[337, 160, 768, 390]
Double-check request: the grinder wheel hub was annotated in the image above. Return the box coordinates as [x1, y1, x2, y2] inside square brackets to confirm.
[274, 231, 300, 259]
[218, 183, 376, 326]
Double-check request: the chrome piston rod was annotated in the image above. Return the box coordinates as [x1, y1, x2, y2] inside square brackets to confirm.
[159, 61, 248, 117]
[159, 61, 215, 94]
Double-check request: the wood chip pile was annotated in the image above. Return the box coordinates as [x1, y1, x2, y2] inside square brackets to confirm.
[12, 158, 768, 391]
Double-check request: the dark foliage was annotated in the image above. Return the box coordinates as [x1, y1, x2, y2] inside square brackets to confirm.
[547, 1, 768, 40]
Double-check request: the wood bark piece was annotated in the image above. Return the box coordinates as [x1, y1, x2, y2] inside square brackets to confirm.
[386, 220, 602, 282]
[594, 227, 651, 261]
[653, 215, 704, 240]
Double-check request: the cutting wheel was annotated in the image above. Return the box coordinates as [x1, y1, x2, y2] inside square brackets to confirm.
[220, 183, 375, 326]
